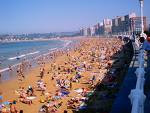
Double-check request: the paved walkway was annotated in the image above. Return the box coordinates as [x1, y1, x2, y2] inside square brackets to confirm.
[111, 42, 150, 113]
[144, 52, 150, 113]
[110, 42, 140, 113]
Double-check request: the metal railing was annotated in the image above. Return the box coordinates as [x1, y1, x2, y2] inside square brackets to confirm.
[128, 44, 146, 113]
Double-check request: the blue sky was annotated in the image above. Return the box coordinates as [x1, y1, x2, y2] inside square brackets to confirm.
[0, 0, 150, 34]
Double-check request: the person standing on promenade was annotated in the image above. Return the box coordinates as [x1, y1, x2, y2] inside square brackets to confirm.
[142, 34, 150, 67]
[139, 36, 145, 44]
[142, 34, 150, 51]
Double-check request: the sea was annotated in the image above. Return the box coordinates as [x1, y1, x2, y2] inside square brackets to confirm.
[0, 39, 72, 82]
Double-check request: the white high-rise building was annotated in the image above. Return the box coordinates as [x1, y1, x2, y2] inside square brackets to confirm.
[84, 28, 88, 36]
[103, 19, 112, 34]
[90, 27, 95, 36]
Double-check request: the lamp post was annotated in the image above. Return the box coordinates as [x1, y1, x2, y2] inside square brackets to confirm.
[139, 0, 146, 38]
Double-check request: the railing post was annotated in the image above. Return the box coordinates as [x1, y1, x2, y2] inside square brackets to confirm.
[128, 46, 146, 113]
[129, 89, 146, 113]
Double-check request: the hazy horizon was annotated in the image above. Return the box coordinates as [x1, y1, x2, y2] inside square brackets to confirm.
[0, 0, 150, 34]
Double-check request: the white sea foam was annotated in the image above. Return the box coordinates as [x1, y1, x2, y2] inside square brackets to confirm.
[0, 62, 22, 73]
[48, 48, 58, 51]
[0, 68, 9, 73]
[26, 51, 39, 55]
[63, 40, 72, 48]
[8, 51, 40, 60]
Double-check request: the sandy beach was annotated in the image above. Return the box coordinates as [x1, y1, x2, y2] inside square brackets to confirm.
[0, 37, 124, 113]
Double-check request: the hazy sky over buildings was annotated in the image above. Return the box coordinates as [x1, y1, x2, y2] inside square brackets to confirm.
[0, 0, 150, 34]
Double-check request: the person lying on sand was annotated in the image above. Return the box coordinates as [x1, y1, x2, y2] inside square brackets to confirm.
[10, 103, 18, 113]
[19, 98, 32, 105]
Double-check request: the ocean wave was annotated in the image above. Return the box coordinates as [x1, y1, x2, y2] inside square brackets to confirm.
[1, 40, 72, 74]
[36, 48, 59, 59]
[25, 51, 40, 56]
[1, 47, 59, 73]
[0, 68, 9, 73]
[48, 48, 58, 51]
[8, 51, 40, 60]
[0, 62, 21, 73]
[63, 40, 72, 48]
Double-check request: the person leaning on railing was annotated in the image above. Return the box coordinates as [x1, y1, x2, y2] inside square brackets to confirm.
[139, 36, 145, 44]
[142, 34, 150, 51]
[142, 34, 150, 67]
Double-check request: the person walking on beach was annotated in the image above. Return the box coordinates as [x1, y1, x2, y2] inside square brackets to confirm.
[70, 81, 72, 90]
[40, 68, 45, 79]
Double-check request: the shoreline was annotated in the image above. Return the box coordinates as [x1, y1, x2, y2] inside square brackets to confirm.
[0, 39, 74, 82]
[0, 38, 62, 43]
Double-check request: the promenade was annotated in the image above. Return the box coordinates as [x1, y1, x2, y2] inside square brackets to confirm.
[111, 41, 150, 113]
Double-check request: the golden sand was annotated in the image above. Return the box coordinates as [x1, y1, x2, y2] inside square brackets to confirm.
[0, 37, 123, 113]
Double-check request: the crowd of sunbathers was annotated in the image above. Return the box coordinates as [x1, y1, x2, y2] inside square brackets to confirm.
[0, 38, 124, 113]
